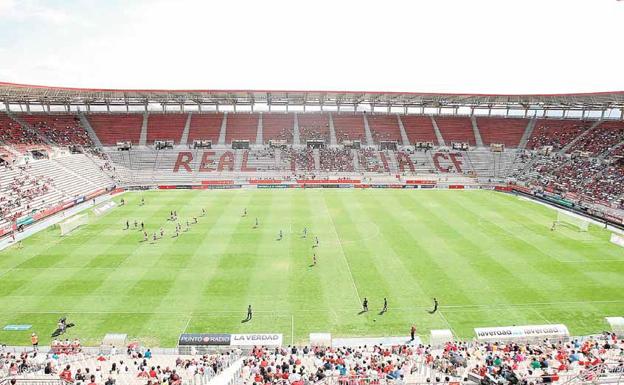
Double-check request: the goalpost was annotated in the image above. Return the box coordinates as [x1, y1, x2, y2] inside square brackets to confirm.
[59, 214, 88, 236]
[555, 211, 589, 232]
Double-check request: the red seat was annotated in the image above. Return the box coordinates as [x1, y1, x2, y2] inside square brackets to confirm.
[146, 114, 188, 144]
[87, 114, 143, 145]
[0, 113, 44, 146]
[262, 113, 294, 143]
[568, 121, 624, 155]
[298, 113, 330, 144]
[477, 118, 528, 147]
[333, 114, 365, 143]
[225, 114, 259, 144]
[188, 113, 223, 144]
[527, 119, 593, 150]
[400, 116, 437, 144]
[367, 115, 401, 143]
[435, 117, 475, 145]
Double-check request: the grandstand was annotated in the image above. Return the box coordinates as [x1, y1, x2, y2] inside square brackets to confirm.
[0, 83, 622, 228]
[1, 83, 623, 385]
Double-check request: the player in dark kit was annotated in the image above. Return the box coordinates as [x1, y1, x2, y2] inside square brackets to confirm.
[362, 298, 368, 312]
[125, 220, 129, 230]
[382, 297, 388, 313]
[428, 298, 438, 314]
[246, 305, 253, 321]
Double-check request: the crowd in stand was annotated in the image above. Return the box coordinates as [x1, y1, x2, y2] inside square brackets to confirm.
[429, 333, 623, 385]
[0, 164, 52, 222]
[240, 344, 412, 385]
[0, 121, 43, 145]
[611, 145, 624, 157]
[235, 334, 624, 385]
[51, 339, 83, 355]
[299, 126, 330, 144]
[568, 124, 624, 156]
[527, 123, 589, 151]
[515, 153, 624, 207]
[358, 149, 386, 173]
[319, 148, 354, 172]
[284, 148, 315, 172]
[0, 334, 622, 385]
[0, 345, 237, 385]
[27, 117, 94, 147]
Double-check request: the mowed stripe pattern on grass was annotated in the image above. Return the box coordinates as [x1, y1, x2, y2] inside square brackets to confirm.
[0, 189, 622, 346]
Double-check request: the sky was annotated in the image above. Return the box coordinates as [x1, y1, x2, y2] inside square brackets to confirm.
[0, 0, 623, 94]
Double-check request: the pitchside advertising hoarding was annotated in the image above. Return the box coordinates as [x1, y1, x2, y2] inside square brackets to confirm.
[474, 324, 569, 341]
[178, 333, 283, 346]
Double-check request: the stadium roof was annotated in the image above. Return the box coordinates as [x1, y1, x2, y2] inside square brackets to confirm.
[1, 82, 624, 116]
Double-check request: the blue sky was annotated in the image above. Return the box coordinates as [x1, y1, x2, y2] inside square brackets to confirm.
[1, 0, 623, 93]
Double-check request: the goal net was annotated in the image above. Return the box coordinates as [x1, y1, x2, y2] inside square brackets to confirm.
[556, 211, 589, 232]
[59, 214, 88, 236]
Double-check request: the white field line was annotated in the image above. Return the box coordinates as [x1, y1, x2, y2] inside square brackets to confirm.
[182, 314, 193, 333]
[323, 197, 362, 305]
[559, 260, 624, 263]
[6, 300, 622, 315]
[531, 308, 554, 324]
[0, 267, 16, 279]
[437, 310, 456, 336]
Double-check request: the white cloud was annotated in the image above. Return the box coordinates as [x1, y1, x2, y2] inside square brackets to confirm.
[1, 0, 624, 93]
[0, 0, 71, 24]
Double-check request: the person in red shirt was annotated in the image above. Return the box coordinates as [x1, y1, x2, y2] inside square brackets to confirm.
[59, 365, 74, 383]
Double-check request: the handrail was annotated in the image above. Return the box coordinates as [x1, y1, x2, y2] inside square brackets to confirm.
[0, 378, 62, 385]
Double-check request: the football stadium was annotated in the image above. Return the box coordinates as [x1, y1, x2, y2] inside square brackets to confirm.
[1, 1, 623, 385]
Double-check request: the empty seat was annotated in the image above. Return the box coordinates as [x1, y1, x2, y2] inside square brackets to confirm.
[435, 117, 476, 145]
[477, 118, 528, 147]
[87, 114, 143, 145]
[146, 114, 188, 144]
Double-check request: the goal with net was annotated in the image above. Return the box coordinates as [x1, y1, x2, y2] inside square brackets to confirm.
[59, 214, 88, 236]
[555, 211, 589, 232]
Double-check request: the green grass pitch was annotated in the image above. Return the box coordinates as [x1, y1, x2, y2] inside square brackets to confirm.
[0, 189, 623, 347]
